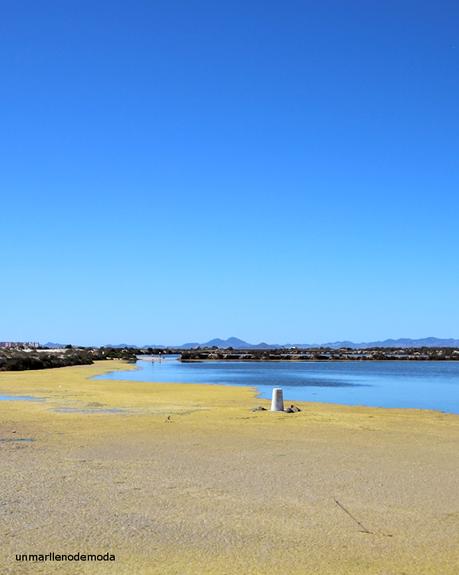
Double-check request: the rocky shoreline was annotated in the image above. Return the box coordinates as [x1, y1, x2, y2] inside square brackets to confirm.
[179, 347, 459, 362]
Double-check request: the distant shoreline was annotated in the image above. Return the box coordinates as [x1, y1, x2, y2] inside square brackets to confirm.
[179, 347, 459, 362]
[180, 358, 459, 362]
[2, 345, 459, 372]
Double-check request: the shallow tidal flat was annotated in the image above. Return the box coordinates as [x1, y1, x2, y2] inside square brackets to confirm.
[0, 361, 458, 574]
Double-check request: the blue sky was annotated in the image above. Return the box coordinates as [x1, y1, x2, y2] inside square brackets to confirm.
[1, 0, 458, 346]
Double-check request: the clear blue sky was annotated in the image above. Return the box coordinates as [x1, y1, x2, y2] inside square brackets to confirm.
[1, 1, 458, 346]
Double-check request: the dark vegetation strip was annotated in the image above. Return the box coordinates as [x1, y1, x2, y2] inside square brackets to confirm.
[0, 347, 139, 372]
[1, 345, 459, 372]
[179, 347, 459, 361]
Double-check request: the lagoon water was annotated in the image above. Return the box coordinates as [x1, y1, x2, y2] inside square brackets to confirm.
[97, 357, 459, 414]
[0, 394, 43, 402]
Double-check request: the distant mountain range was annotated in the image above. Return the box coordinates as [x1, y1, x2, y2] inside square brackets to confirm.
[300, 337, 459, 349]
[104, 343, 165, 349]
[43, 337, 459, 349]
[179, 337, 273, 349]
[43, 342, 67, 349]
[179, 337, 459, 349]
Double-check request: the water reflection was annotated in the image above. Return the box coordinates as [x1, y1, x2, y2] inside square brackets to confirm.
[96, 357, 459, 414]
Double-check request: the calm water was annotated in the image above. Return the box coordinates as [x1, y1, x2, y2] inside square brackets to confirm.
[96, 356, 459, 414]
[0, 394, 44, 402]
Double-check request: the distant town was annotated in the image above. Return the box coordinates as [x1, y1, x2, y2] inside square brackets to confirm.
[0, 341, 39, 349]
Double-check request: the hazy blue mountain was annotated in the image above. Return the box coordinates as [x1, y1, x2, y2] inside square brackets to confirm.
[180, 342, 203, 349]
[105, 343, 166, 348]
[178, 336, 459, 349]
[291, 337, 459, 349]
[345, 337, 459, 348]
[104, 343, 140, 348]
[206, 337, 252, 348]
[254, 342, 279, 349]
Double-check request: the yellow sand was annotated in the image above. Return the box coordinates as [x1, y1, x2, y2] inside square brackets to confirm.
[0, 361, 458, 574]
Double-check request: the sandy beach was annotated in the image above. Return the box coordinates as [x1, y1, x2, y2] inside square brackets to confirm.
[1, 360, 458, 574]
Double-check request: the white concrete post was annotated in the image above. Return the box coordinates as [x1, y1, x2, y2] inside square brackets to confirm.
[271, 388, 284, 411]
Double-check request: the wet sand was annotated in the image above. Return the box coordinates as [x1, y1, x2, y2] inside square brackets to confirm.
[1, 361, 458, 574]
